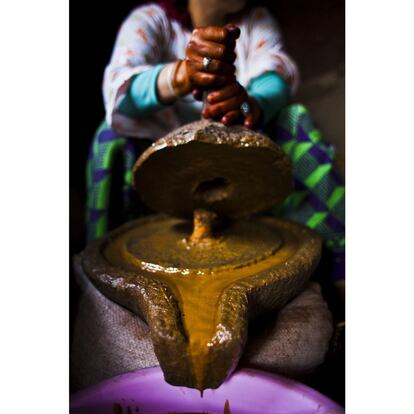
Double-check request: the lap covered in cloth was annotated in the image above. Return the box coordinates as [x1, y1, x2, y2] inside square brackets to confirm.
[70, 256, 333, 391]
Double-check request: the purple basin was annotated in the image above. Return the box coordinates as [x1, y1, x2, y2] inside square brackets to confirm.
[70, 367, 344, 414]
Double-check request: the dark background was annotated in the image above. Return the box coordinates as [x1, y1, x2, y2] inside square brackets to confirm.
[70, 0, 345, 403]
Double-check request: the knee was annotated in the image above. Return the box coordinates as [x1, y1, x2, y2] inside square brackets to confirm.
[89, 123, 125, 165]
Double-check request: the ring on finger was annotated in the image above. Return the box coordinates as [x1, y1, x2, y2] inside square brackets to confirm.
[240, 101, 251, 116]
[202, 56, 212, 71]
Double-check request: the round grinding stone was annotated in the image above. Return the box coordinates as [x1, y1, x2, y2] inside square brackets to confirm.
[133, 120, 293, 218]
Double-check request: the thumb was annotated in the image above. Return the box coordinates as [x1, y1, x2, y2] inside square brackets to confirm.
[243, 114, 254, 129]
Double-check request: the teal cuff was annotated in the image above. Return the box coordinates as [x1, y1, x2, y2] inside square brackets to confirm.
[247, 71, 289, 126]
[118, 64, 166, 118]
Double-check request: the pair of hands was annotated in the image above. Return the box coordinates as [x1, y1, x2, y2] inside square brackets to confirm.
[174, 25, 261, 128]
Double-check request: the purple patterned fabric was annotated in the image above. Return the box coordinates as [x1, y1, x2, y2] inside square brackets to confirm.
[90, 208, 105, 223]
[296, 125, 311, 143]
[308, 193, 328, 212]
[274, 126, 292, 143]
[98, 129, 120, 143]
[332, 251, 346, 282]
[93, 169, 109, 183]
[325, 214, 345, 232]
[309, 143, 333, 165]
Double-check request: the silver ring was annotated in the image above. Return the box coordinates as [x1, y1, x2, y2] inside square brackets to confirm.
[240, 101, 251, 116]
[202, 57, 212, 71]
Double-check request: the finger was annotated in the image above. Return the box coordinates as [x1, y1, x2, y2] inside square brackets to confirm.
[191, 71, 235, 88]
[243, 113, 255, 129]
[194, 26, 238, 44]
[203, 94, 245, 118]
[207, 83, 241, 104]
[221, 25, 239, 51]
[187, 38, 236, 63]
[197, 58, 235, 76]
[192, 88, 204, 101]
[186, 50, 235, 75]
[204, 94, 245, 117]
[221, 110, 242, 126]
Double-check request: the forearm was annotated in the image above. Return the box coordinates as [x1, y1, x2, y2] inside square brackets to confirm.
[117, 60, 192, 119]
[117, 64, 165, 118]
[247, 71, 289, 126]
[157, 60, 191, 103]
[156, 63, 179, 104]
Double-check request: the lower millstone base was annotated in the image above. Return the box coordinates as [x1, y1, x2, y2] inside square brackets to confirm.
[81, 214, 322, 391]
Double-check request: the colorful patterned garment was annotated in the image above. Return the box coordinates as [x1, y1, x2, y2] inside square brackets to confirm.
[86, 124, 152, 241]
[86, 103, 345, 283]
[272, 105, 345, 283]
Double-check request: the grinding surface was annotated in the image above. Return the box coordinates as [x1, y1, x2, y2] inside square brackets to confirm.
[122, 217, 282, 272]
[81, 214, 322, 391]
[133, 121, 293, 218]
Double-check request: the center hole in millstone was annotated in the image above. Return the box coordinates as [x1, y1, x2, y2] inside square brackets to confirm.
[193, 177, 230, 203]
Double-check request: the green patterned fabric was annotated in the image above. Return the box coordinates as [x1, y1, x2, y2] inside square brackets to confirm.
[272, 104, 345, 281]
[86, 124, 151, 241]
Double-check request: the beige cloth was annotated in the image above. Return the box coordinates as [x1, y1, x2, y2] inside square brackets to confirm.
[71, 257, 333, 391]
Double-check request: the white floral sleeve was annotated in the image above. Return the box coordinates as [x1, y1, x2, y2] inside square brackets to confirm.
[103, 4, 180, 137]
[238, 7, 299, 94]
